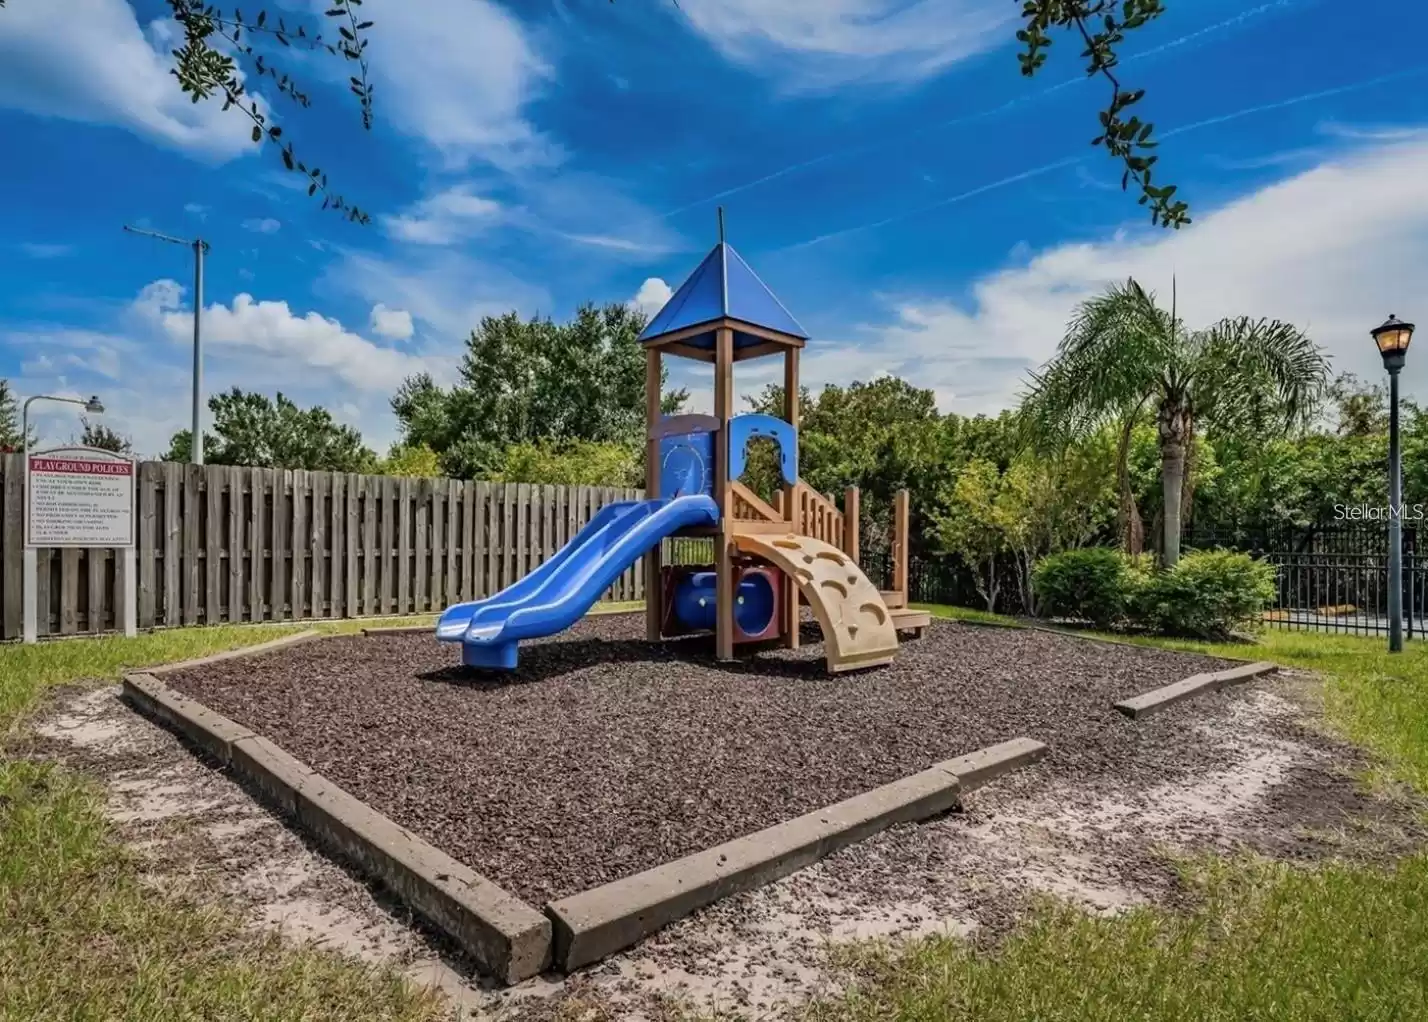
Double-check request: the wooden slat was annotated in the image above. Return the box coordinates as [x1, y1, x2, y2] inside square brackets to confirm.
[291, 470, 309, 620]
[138, 462, 158, 628]
[515, 483, 530, 583]
[114, 541, 132, 636]
[485, 482, 499, 598]
[87, 545, 105, 633]
[36, 549, 52, 636]
[414, 482, 428, 613]
[380, 475, 396, 616]
[330, 473, 346, 618]
[205, 463, 221, 624]
[507, 482, 519, 589]
[309, 471, 328, 619]
[460, 480, 475, 601]
[226, 467, 242, 623]
[183, 464, 201, 625]
[271, 471, 289, 620]
[162, 462, 182, 627]
[2, 453, 23, 640]
[345, 473, 359, 618]
[249, 469, 267, 622]
[427, 481, 440, 609]
[361, 476, 377, 615]
[397, 477, 412, 615]
[428, 482, 439, 610]
[446, 478, 460, 606]
[60, 548, 80, 634]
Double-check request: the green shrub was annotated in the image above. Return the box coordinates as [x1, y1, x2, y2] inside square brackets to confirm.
[1032, 548, 1135, 627]
[1133, 549, 1277, 639]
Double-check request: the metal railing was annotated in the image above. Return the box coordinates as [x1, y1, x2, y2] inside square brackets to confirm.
[1188, 525, 1421, 639]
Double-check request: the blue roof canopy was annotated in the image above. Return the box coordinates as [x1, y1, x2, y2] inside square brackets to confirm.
[638, 242, 809, 349]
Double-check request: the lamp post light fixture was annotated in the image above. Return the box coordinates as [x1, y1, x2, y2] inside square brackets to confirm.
[1372, 314, 1415, 653]
[21, 394, 106, 644]
[123, 224, 207, 464]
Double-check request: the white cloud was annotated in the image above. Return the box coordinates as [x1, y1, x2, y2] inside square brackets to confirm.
[0, 0, 262, 160]
[631, 278, 673, 317]
[370, 303, 415, 341]
[348, 0, 558, 170]
[4, 280, 449, 456]
[382, 186, 503, 244]
[137, 282, 449, 395]
[673, 0, 1011, 89]
[792, 132, 1428, 416]
[242, 217, 282, 234]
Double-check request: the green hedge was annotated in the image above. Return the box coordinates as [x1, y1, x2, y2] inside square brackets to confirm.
[1032, 548, 1134, 627]
[1032, 547, 1276, 639]
[1134, 549, 1278, 640]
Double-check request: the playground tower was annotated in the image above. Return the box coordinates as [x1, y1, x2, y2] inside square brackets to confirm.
[436, 212, 921, 672]
[639, 215, 920, 668]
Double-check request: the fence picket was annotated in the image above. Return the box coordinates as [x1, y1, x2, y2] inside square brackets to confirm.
[183, 464, 201, 625]
[205, 465, 222, 623]
[0, 462, 663, 637]
[138, 463, 158, 628]
[249, 469, 267, 623]
[310, 471, 328, 619]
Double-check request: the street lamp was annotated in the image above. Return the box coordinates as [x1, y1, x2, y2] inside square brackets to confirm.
[1372, 314, 1415, 652]
[21, 394, 105, 644]
[123, 224, 208, 465]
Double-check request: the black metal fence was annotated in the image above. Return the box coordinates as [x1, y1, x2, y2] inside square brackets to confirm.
[1186, 523, 1424, 639]
[861, 547, 1027, 616]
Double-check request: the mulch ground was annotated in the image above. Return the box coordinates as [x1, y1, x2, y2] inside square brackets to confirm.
[162, 613, 1238, 906]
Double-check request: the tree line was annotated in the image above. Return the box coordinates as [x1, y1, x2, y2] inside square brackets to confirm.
[4, 279, 1409, 613]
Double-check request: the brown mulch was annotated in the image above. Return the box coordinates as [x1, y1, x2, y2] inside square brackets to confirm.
[161, 613, 1240, 906]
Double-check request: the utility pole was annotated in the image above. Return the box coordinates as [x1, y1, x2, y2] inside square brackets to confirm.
[123, 225, 208, 464]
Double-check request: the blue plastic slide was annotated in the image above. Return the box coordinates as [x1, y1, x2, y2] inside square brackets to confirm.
[435, 494, 719, 670]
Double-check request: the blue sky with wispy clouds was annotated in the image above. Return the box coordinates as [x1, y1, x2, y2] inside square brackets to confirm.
[2, 0, 1427, 455]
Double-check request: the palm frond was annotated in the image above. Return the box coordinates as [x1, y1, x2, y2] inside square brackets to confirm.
[1189, 317, 1330, 436]
[1021, 277, 1173, 450]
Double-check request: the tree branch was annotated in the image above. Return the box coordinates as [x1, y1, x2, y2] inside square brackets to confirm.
[1017, 0, 1190, 228]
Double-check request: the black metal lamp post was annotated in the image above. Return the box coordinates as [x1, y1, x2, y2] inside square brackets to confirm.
[1372, 314, 1415, 652]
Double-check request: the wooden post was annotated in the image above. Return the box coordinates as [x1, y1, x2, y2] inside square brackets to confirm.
[782, 347, 801, 649]
[645, 348, 663, 641]
[893, 488, 910, 600]
[844, 486, 860, 562]
[714, 327, 735, 661]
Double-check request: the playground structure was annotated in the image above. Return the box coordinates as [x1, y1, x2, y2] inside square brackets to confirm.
[437, 224, 922, 671]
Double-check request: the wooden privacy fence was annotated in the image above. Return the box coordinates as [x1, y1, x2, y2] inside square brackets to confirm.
[0, 454, 649, 640]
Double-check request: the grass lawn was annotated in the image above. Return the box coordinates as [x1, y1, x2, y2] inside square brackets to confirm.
[795, 606, 1428, 1022]
[0, 616, 446, 1022]
[2, 603, 1425, 1020]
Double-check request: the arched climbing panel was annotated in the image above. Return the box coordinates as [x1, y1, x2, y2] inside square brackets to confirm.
[732, 533, 898, 672]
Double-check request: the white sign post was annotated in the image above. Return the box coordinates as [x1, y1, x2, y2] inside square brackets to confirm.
[23, 446, 138, 643]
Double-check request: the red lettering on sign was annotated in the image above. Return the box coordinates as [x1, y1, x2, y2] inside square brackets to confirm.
[28, 457, 133, 476]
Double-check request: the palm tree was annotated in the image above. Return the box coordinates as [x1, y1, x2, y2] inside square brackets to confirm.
[1022, 278, 1328, 567]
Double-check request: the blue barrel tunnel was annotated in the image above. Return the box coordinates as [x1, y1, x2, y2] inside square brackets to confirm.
[672, 570, 777, 637]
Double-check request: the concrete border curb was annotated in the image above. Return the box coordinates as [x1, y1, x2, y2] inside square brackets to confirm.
[544, 736, 1047, 972]
[1114, 661, 1279, 719]
[119, 669, 551, 984]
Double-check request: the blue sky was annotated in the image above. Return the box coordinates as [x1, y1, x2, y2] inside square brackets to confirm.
[3, 0, 1428, 456]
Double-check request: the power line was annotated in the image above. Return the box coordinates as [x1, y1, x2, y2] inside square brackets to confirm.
[770, 63, 1428, 253]
[653, 0, 1310, 224]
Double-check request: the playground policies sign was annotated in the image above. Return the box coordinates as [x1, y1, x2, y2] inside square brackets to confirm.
[25, 446, 136, 548]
